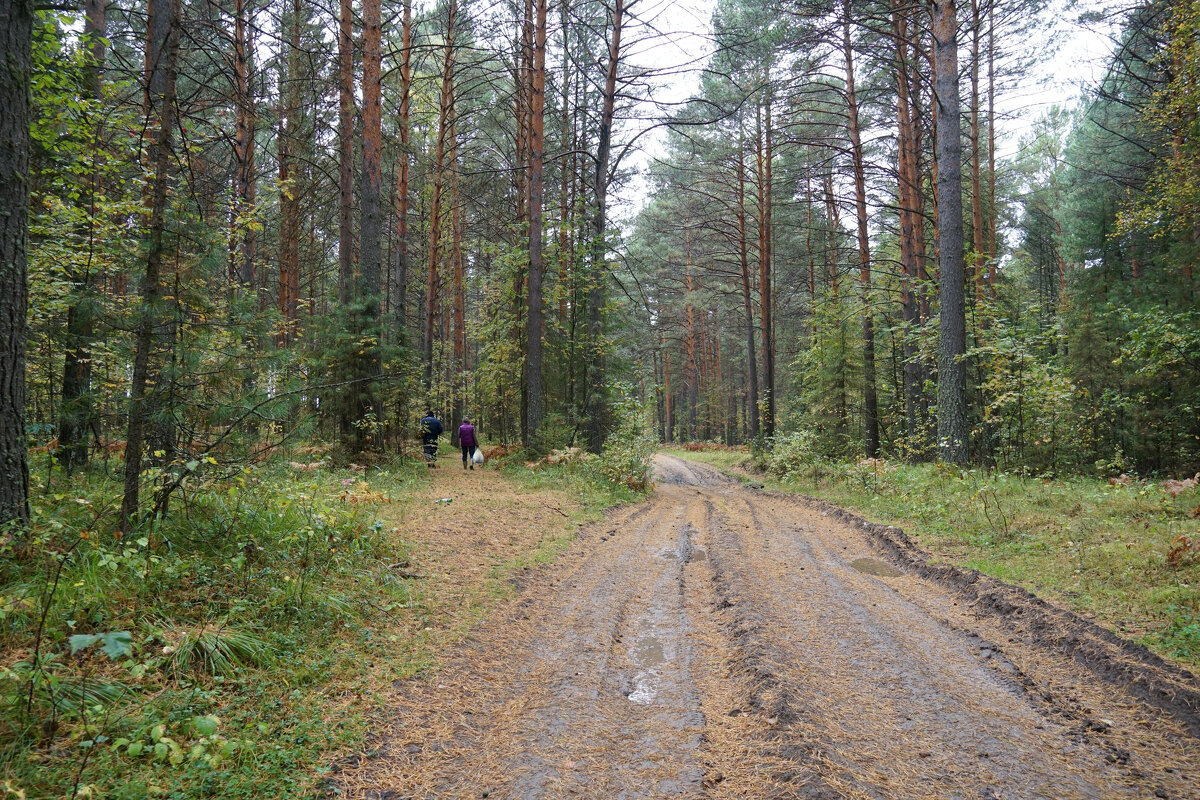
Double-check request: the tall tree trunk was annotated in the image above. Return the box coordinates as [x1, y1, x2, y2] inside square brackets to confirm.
[892, 0, 921, 447]
[0, 0, 32, 528]
[277, 0, 301, 345]
[515, 0, 533, 444]
[393, 0, 413, 336]
[585, 0, 624, 453]
[824, 167, 848, 437]
[557, 0, 572, 327]
[986, 3, 997, 299]
[806, 167, 817, 339]
[525, 0, 548, 447]
[933, 0, 969, 464]
[356, 0, 383, 449]
[843, 1, 879, 457]
[425, 0, 456, 388]
[737, 147, 759, 440]
[685, 230, 697, 440]
[969, 0, 985, 307]
[910, 12, 934, 438]
[121, 0, 180, 531]
[231, 0, 256, 290]
[449, 107, 464, 445]
[515, 0, 532, 229]
[58, 0, 106, 472]
[336, 0, 354, 305]
[662, 331, 672, 444]
[756, 93, 775, 439]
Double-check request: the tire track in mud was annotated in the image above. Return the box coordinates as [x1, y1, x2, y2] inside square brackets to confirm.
[331, 454, 1200, 800]
[701, 482, 1187, 798]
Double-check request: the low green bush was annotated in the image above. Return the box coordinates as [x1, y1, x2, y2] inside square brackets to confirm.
[0, 454, 426, 798]
[592, 385, 655, 492]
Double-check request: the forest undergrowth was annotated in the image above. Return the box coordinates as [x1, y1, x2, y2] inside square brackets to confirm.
[663, 445, 1200, 667]
[0, 446, 642, 800]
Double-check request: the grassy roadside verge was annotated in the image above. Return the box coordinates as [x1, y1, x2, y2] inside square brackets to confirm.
[0, 449, 637, 800]
[661, 446, 1200, 668]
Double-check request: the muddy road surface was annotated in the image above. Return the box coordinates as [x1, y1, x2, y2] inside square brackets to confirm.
[334, 455, 1200, 799]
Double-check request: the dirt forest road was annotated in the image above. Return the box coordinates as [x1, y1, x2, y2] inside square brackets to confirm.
[334, 454, 1200, 800]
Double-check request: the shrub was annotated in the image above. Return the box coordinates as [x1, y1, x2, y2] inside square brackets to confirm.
[593, 385, 655, 491]
[764, 430, 827, 480]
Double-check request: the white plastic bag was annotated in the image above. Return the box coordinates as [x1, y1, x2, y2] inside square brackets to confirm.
[472, 447, 485, 464]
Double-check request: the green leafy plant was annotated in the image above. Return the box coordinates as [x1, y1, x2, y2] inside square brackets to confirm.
[68, 632, 133, 661]
[593, 384, 654, 491]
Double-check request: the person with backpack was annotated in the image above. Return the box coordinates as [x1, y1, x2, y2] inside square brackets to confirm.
[459, 418, 479, 470]
[420, 410, 443, 468]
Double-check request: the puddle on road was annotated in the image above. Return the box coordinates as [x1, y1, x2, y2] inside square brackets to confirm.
[628, 675, 657, 705]
[628, 636, 665, 705]
[635, 636, 665, 666]
[850, 557, 903, 578]
[690, 547, 707, 562]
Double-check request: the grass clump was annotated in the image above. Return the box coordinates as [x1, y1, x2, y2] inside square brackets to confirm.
[663, 443, 1200, 667]
[157, 621, 269, 679]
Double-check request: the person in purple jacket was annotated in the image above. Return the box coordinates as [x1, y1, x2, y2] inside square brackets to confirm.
[458, 418, 479, 470]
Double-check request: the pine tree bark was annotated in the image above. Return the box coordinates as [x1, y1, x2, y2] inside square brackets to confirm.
[121, 0, 181, 531]
[933, 0, 969, 464]
[336, 0, 354, 305]
[662, 330, 672, 443]
[843, 1, 879, 457]
[892, 0, 921, 446]
[525, 0, 548, 447]
[557, 0, 572, 327]
[0, 0, 32, 528]
[356, 0, 383, 449]
[449, 106, 464, 445]
[685, 230, 698, 440]
[824, 168, 849, 436]
[585, 0, 624, 453]
[425, 0, 456, 388]
[755, 94, 775, 439]
[986, 3, 997, 299]
[231, 0, 256, 290]
[277, 0, 301, 344]
[514, 0, 533, 444]
[805, 168, 816, 338]
[736, 146, 759, 440]
[393, 0, 413, 335]
[969, 0, 985, 306]
[58, 0, 106, 471]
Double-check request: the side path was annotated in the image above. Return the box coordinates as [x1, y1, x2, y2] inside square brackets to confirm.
[329, 454, 1200, 799]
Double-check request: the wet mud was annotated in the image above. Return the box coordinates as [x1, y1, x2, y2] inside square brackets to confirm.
[331, 454, 1200, 800]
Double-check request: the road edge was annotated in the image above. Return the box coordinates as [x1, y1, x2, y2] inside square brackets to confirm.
[676, 455, 1200, 738]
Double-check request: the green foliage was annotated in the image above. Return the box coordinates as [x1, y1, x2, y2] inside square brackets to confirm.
[1146, 606, 1200, 661]
[69, 632, 134, 660]
[1, 653, 130, 723]
[969, 316, 1104, 474]
[1117, 0, 1200, 244]
[472, 240, 527, 445]
[761, 429, 829, 480]
[592, 385, 655, 491]
[791, 299, 861, 460]
[0, 455, 429, 798]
